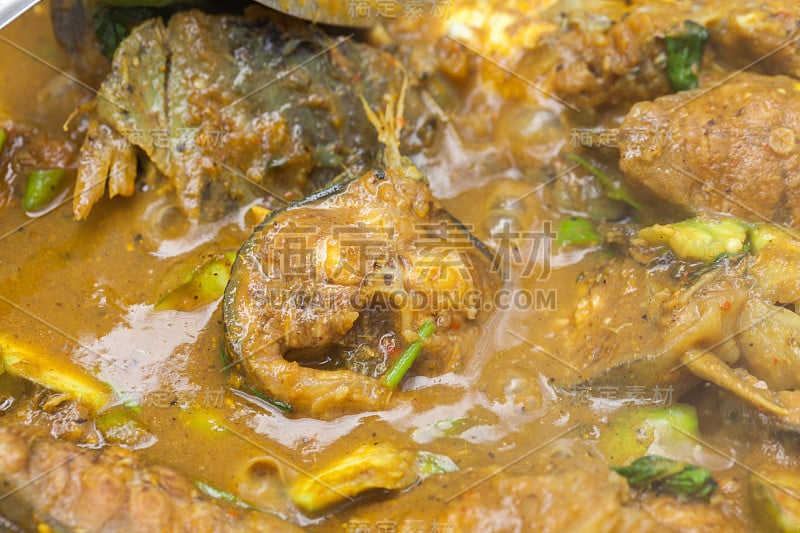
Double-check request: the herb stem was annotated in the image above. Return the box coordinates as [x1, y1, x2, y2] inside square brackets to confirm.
[381, 320, 436, 388]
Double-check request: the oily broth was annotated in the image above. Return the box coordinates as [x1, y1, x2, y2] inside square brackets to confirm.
[0, 2, 793, 531]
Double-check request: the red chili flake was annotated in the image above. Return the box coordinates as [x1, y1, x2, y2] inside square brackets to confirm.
[451, 321, 461, 330]
[720, 301, 732, 311]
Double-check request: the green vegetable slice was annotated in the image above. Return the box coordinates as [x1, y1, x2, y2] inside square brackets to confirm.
[381, 320, 436, 388]
[638, 217, 752, 263]
[557, 217, 601, 246]
[22, 169, 65, 211]
[614, 455, 718, 501]
[416, 451, 459, 477]
[288, 443, 417, 513]
[599, 404, 700, 467]
[666, 21, 709, 92]
[0, 129, 7, 154]
[0, 336, 112, 413]
[95, 404, 153, 446]
[567, 153, 641, 210]
[155, 251, 236, 311]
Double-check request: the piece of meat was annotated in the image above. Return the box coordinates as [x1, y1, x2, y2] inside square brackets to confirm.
[445, 0, 800, 112]
[345, 440, 745, 532]
[556, 220, 800, 428]
[407, 450, 743, 533]
[74, 120, 137, 216]
[708, 0, 800, 79]
[467, 1, 690, 110]
[434, 465, 649, 533]
[224, 164, 499, 419]
[619, 73, 800, 227]
[0, 425, 303, 533]
[636, 494, 749, 533]
[74, 10, 436, 220]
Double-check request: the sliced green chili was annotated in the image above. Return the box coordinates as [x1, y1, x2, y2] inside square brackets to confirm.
[557, 217, 601, 246]
[22, 169, 65, 211]
[155, 251, 236, 311]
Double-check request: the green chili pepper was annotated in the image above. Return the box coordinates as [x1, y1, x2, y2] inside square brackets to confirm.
[557, 217, 601, 246]
[22, 169, 65, 211]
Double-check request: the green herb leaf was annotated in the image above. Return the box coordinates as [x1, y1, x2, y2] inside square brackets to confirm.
[614, 455, 718, 501]
[661, 464, 719, 501]
[666, 21, 709, 92]
[92, 7, 160, 58]
[235, 386, 294, 413]
[89, 1, 245, 58]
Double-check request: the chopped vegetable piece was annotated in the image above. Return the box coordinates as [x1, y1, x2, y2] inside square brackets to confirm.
[614, 455, 718, 501]
[665, 21, 709, 92]
[95, 404, 153, 447]
[381, 320, 436, 388]
[557, 217, 601, 246]
[411, 417, 471, 443]
[155, 251, 236, 311]
[599, 404, 700, 466]
[0, 336, 112, 413]
[287, 443, 417, 513]
[179, 406, 227, 435]
[639, 217, 749, 262]
[749, 223, 800, 254]
[750, 465, 800, 533]
[22, 169, 65, 211]
[416, 451, 459, 477]
[0, 129, 7, 154]
[567, 153, 642, 210]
